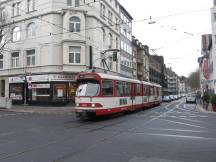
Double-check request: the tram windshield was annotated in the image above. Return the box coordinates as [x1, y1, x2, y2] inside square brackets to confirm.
[76, 81, 100, 97]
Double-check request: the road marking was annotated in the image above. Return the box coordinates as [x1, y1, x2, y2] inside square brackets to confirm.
[129, 101, 184, 131]
[161, 119, 204, 128]
[169, 116, 205, 123]
[0, 113, 29, 119]
[144, 133, 215, 140]
[148, 128, 206, 133]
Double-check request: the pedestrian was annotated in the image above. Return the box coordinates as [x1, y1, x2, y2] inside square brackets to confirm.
[202, 91, 210, 110]
[196, 91, 201, 105]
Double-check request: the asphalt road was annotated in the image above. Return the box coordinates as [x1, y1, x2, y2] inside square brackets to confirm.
[0, 99, 216, 162]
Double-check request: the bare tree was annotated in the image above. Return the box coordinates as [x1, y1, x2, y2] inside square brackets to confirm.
[0, 7, 11, 56]
[187, 69, 200, 90]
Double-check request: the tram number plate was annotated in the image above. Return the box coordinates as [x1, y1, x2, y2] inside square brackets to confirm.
[76, 110, 83, 113]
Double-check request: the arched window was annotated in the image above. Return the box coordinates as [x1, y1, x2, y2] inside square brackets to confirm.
[109, 33, 113, 48]
[101, 27, 105, 42]
[69, 16, 80, 32]
[12, 26, 21, 42]
[26, 23, 36, 38]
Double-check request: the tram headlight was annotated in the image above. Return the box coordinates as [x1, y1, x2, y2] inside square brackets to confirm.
[91, 103, 96, 107]
[76, 103, 79, 107]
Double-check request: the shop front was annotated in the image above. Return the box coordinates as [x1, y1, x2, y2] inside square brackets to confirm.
[9, 74, 77, 106]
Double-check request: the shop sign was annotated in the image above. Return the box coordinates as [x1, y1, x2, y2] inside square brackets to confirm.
[9, 77, 24, 83]
[32, 84, 50, 89]
[26, 75, 49, 82]
[49, 74, 75, 81]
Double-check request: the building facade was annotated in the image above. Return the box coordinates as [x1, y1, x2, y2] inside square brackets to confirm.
[166, 67, 178, 95]
[0, 0, 123, 105]
[119, 5, 133, 78]
[132, 36, 149, 81]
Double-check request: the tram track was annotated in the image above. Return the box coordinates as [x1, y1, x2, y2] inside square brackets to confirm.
[0, 101, 181, 161]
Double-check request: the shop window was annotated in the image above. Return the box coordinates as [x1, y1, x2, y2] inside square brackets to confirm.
[68, 82, 76, 100]
[32, 84, 50, 101]
[53, 84, 67, 101]
[10, 84, 23, 100]
[102, 80, 113, 96]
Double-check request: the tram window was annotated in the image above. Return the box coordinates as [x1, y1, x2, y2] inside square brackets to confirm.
[143, 85, 148, 96]
[102, 80, 114, 96]
[116, 81, 124, 96]
[76, 81, 99, 96]
[125, 83, 130, 96]
[150, 87, 154, 95]
[136, 84, 141, 95]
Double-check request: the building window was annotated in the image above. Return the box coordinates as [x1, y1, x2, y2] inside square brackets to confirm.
[214, 0, 216, 6]
[26, 49, 35, 66]
[109, 33, 113, 48]
[67, 0, 79, 7]
[69, 46, 81, 64]
[26, 23, 36, 38]
[0, 54, 3, 69]
[108, 10, 113, 23]
[100, 3, 105, 18]
[115, 17, 118, 30]
[11, 52, 19, 68]
[116, 37, 118, 49]
[12, 26, 21, 42]
[101, 27, 106, 42]
[27, 0, 35, 12]
[12, 2, 21, 17]
[0, 8, 6, 21]
[69, 16, 80, 32]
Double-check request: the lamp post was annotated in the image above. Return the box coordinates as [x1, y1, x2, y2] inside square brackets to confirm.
[23, 71, 31, 106]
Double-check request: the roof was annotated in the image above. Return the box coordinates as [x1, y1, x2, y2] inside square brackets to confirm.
[119, 4, 133, 20]
[78, 72, 161, 88]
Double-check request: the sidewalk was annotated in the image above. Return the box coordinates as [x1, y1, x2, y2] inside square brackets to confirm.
[196, 103, 216, 114]
[0, 104, 75, 115]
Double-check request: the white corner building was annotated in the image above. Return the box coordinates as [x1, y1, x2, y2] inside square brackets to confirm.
[0, 0, 124, 105]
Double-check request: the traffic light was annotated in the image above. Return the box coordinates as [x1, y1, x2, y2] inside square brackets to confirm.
[113, 52, 117, 61]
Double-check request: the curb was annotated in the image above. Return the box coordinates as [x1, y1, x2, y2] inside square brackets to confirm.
[0, 107, 75, 115]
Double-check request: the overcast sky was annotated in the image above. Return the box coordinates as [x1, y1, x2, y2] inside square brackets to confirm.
[118, 0, 212, 77]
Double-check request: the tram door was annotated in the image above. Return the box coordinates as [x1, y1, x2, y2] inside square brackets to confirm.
[130, 83, 136, 110]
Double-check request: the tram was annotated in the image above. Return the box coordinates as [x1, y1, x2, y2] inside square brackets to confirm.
[75, 72, 162, 118]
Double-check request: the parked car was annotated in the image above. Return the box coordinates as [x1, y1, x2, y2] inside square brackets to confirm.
[169, 95, 175, 101]
[162, 96, 171, 102]
[186, 93, 196, 103]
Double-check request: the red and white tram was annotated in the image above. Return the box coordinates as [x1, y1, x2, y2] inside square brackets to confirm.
[75, 72, 162, 118]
